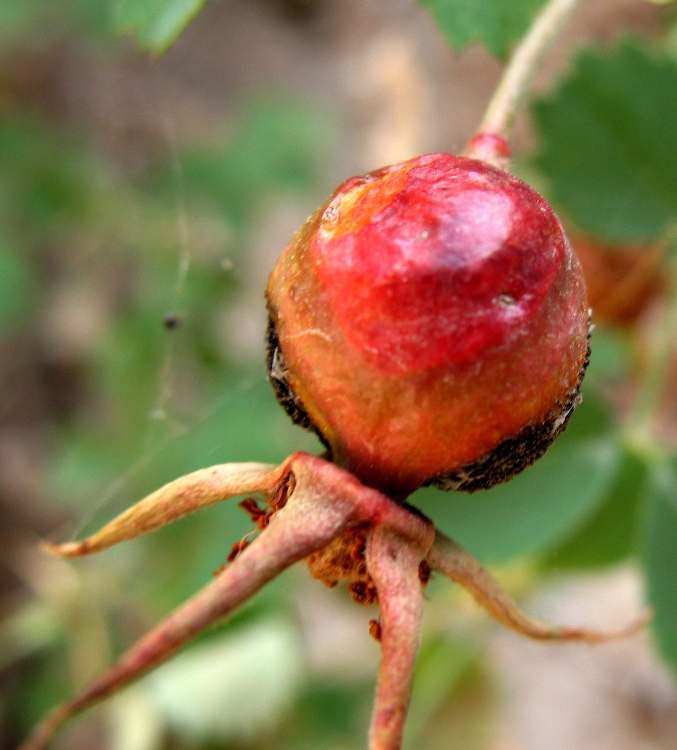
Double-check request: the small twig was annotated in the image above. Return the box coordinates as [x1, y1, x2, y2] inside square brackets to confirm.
[465, 0, 582, 167]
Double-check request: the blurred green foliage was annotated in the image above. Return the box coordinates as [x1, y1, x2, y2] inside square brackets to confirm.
[2, 1, 677, 749]
[115, 0, 209, 53]
[417, 0, 547, 59]
[533, 38, 677, 242]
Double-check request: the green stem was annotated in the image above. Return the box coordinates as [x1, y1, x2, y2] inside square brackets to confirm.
[477, 0, 582, 140]
[624, 268, 677, 457]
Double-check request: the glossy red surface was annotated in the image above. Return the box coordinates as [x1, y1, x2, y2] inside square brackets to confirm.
[311, 154, 564, 374]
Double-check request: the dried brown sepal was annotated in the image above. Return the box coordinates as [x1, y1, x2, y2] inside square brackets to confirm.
[428, 531, 651, 642]
[45, 462, 284, 557]
[23, 453, 648, 750]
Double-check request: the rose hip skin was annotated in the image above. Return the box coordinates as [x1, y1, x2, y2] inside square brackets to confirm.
[267, 153, 589, 498]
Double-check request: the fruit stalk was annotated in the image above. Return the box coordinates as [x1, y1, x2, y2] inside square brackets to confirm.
[625, 267, 677, 455]
[467, 0, 582, 165]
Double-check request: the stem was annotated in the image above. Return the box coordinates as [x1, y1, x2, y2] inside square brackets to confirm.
[624, 268, 677, 454]
[367, 524, 432, 750]
[468, 0, 581, 161]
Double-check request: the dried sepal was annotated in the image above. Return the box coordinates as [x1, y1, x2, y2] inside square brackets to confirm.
[23, 453, 648, 750]
[430, 530, 651, 641]
[21, 454, 425, 750]
[45, 461, 283, 557]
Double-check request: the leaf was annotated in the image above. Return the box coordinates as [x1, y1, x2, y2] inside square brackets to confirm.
[544, 449, 646, 569]
[418, 0, 546, 59]
[146, 619, 303, 741]
[533, 38, 677, 242]
[642, 458, 677, 675]
[177, 97, 331, 229]
[0, 240, 34, 329]
[114, 0, 209, 54]
[403, 634, 479, 748]
[413, 395, 620, 565]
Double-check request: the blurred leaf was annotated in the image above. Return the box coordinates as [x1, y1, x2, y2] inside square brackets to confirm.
[0, 240, 34, 329]
[533, 38, 677, 242]
[146, 619, 303, 741]
[643, 457, 677, 675]
[0, 0, 112, 43]
[114, 0, 208, 54]
[0, 118, 93, 230]
[403, 633, 479, 749]
[413, 395, 620, 564]
[280, 679, 375, 750]
[177, 97, 331, 230]
[418, 0, 545, 59]
[584, 328, 633, 386]
[544, 449, 646, 569]
[0, 0, 45, 41]
[0, 602, 63, 671]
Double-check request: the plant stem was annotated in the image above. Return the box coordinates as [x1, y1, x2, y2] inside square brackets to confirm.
[477, 0, 582, 141]
[367, 523, 433, 750]
[624, 267, 677, 456]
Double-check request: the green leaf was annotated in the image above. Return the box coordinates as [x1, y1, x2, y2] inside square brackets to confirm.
[642, 458, 677, 674]
[403, 634, 479, 748]
[177, 98, 331, 230]
[146, 619, 303, 741]
[533, 38, 677, 242]
[0, 241, 34, 329]
[544, 449, 646, 569]
[418, 0, 546, 59]
[114, 0, 208, 54]
[413, 396, 620, 564]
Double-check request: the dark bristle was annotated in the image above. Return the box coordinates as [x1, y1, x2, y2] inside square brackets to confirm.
[265, 309, 329, 449]
[426, 338, 591, 493]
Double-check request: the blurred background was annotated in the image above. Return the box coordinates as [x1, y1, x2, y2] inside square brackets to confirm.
[1, 0, 677, 748]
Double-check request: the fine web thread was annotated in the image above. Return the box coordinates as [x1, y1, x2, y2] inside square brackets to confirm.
[70, 120, 252, 539]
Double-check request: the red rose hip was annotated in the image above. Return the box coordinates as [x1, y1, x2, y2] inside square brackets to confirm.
[266, 153, 589, 498]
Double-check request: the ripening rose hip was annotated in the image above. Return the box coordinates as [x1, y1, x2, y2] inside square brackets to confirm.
[266, 153, 589, 498]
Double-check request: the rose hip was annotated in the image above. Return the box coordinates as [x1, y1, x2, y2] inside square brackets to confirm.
[267, 153, 589, 498]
